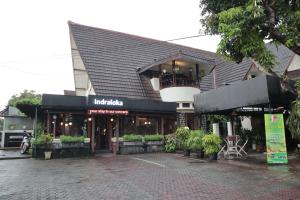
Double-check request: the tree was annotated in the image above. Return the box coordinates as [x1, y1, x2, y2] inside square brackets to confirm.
[200, 0, 300, 70]
[8, 90, 41, 117]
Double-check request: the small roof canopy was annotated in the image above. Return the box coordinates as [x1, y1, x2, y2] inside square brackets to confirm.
[194, 75, 294, 115]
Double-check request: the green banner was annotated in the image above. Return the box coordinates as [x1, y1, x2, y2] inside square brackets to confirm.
[264, 114, 288, 164]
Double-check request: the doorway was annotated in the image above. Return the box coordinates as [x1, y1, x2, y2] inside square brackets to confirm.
[95, 116, 111, 150]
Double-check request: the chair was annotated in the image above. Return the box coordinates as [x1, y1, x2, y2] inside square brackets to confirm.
[218, 135, 247, 159]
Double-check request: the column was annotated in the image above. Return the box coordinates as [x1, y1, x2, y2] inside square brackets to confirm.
[115, 116, 120, 155]
[91, 115, 95, 153]
[161, 117, 164, 135]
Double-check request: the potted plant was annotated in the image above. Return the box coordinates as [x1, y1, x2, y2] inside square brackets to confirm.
[33, 133, 53, 160]
[164, 134, 176, 153]
[186, 130, 205, 158]
[202, 133, 221, 160]
[175, 127, 191, 156]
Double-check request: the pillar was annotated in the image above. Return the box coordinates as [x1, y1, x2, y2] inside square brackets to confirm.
[227, 121, 233, 136]
[115, 116, 120, 155]
[161, 117, 164, 135]
[212, 123, 220, 136]
[91, 115, 95, 153]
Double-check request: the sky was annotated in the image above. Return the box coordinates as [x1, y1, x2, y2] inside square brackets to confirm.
[0, 0, 220, 110]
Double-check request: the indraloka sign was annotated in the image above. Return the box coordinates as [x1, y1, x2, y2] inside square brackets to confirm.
[94, 98, 124, 106]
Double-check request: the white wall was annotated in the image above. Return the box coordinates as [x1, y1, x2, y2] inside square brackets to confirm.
[160, 87, 200, 102]
[288, 54, 300, 71]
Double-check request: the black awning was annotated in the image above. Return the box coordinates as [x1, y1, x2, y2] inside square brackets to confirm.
[41, 94, 177, 114]
[194, 75, 293, 114]
[41, 94, 86, 110]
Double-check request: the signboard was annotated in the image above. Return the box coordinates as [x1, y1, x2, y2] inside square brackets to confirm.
[264, 114, 288, 164]
[88, 109, 129, 115]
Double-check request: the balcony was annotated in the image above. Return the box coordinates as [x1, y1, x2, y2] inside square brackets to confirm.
[160, 73, 199, 89]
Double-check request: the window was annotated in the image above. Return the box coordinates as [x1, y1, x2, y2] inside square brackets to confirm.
[182, 103, 190, 108]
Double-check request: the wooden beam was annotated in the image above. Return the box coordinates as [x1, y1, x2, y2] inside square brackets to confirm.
[91, 115, 95, 153]
[161, 117, 164, 135]
[115, 116, 120, 155]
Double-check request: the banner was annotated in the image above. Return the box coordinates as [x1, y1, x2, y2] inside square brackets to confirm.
[264, 114, 288, 164]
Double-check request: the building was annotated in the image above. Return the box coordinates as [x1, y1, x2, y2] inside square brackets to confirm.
[0, 106, 33, 148]
[41, 21, 300, 153]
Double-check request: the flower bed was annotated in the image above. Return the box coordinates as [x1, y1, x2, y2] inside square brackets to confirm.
[32, 135, 90, 159]
[117, 134, 164, 154]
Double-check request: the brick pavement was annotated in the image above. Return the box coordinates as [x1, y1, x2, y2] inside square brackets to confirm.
[0, 153, 299, 200]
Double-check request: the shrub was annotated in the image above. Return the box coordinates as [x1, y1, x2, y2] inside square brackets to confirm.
[202, 134, 222, 155]
[175, 127, 191, 150]
[32, 133, 53, 146]
[60, 135, 85, 143]
[123, 134, 143, 142]
[186, 130, 205, 151]
[144, 134, 164, 142]
[164, 134, 176, 153]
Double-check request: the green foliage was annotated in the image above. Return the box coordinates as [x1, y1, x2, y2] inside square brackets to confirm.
[207, 115, 229, 123]
[175, 127, 191, 150]
[186, 130, 206, 151]
[32, 133, 53, 146]
[202, 133, 222, 155]
[144, 134, 164, 142]
[60, 135, 85, 143]
[8, 90, 41, 117]
[164, 134, 177, 153]
[200, 0, 300, 70]
[287, 80, 300, 140]
[123, 134, 143, 142]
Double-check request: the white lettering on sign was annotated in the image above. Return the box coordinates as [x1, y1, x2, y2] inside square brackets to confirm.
[94, 99, 124, 106]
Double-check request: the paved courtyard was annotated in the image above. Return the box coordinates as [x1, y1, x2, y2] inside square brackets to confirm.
[0, 153, 300, 200]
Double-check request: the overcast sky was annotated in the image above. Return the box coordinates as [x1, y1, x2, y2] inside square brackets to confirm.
[0, 0, 220, 110]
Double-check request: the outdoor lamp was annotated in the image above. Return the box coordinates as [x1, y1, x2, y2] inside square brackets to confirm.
[88, 117, 92, 122]
[110, 118, 114, 122]
[69, 122, 72, 126]
[162, 69, 167, 73]
[52, 115, 57, 120]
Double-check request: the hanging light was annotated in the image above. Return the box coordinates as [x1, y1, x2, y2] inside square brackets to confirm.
[60, 122, 63, 126]
[69, 122, 72, 126]
[88, 117, 92, 122]
[110, 118, 114, 122]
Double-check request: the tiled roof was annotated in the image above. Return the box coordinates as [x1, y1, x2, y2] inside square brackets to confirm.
[69, 21, 216, 100]
[266, 43, 295, 76]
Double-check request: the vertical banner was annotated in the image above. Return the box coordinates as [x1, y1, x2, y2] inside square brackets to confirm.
[264, 114, 288, 164]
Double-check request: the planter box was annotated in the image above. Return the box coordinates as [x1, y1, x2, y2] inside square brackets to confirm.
[116, 141, 164, 154]
[61, 142, 84, 148]
[32, 142, 90, 159]
[145, 141, 164, 153]
[118, 141, 144, 154]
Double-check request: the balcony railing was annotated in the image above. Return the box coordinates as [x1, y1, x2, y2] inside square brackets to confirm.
[160, 74, 198, 89]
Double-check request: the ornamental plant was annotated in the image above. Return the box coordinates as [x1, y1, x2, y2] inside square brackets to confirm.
[123, 134, 143, 142]
[144, 134, 164, 142]
[186, 130, 205, 152]
[32, 133, 53, 146]
[164, 134, 177, 153]
[60, 135, 85, 143]
[202, 133, 222, 155]
[175, 127, 191, 150]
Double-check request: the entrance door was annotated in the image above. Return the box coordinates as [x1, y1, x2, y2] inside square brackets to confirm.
[95, 116, 110, 150]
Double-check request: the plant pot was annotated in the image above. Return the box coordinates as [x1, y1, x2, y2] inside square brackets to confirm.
[208, 153, 218, 160]
[196, 149, 204, 158]
[184, 149, 191, 157]
[44, 151, 52, 160]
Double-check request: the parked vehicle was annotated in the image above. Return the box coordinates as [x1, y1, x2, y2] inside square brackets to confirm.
[20, 132, 32, 154]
